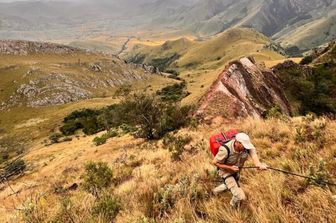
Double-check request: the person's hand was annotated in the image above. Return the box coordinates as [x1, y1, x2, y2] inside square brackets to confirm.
[258, 163, 268, 170]
[230, 166, 239, 173]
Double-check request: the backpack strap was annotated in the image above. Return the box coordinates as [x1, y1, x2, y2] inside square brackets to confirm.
[221, 131, 228, 141]
[222, 144, 231, 164]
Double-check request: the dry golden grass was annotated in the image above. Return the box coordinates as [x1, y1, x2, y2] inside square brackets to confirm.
[1, 115, 335, 222]
[263, 57, 302, 68]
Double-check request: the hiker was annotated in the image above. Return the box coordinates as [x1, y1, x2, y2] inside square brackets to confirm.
[211, 132, 267, 208]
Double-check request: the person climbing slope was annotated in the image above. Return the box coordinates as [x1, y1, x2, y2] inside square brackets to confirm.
[210, 132, 268, 208]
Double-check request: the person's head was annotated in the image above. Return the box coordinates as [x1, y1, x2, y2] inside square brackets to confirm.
[234, 133, 255, 152]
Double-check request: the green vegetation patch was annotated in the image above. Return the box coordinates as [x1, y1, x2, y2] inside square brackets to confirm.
[156, 82, 190, 102]
[275, 62, 336, 115]
[59, 93, 193, 140]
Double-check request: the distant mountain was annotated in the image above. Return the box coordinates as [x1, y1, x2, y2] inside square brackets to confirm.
[150, 0, 336, 50]
[0, 0, 335, 50]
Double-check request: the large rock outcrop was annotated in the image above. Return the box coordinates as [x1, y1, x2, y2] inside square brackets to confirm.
[197, 57, 291, 119]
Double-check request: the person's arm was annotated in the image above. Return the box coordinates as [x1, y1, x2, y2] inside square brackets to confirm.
[211, 158, 239, 173]
[249, 149, 268, 170]
[210, 146, 239, 173]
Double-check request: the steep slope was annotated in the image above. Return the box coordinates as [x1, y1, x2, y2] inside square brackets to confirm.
[272, 41, 336, 115]
[196, 57, 291, 119]
[145, 0, 336, 50]
[1, 112, 335, 222]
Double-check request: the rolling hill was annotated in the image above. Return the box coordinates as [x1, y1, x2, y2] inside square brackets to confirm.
[124, 28, 285, 104]
[0, 40, 177, 151]
[124, 28, 284, 72]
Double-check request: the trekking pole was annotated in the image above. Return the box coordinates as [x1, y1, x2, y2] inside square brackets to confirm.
[242, 166, 336, 186]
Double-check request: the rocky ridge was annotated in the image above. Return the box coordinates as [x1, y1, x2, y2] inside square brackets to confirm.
[0, 41, 164, 109]
[0, 40, 87, 55]
[197, 57, 291, 119]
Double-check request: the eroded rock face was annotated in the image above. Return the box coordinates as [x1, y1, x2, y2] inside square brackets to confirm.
[197, 57, 291, 119]
[14, 73, 91, 107]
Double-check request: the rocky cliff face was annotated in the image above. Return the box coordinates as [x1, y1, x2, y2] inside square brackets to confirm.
[196, 57, 291, 119]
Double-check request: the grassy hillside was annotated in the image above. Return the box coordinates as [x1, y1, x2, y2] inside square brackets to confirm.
[125, 28, 284, 72]
[276, 12, 336, 51]
[0, 42, 179, 163]
[1, 115, 335, 222]
[124, 28, 285, 105]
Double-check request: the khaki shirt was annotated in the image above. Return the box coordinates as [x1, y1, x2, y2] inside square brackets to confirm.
[215, 140, 255, 177]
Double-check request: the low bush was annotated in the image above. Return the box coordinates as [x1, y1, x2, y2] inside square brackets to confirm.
[60, 109, 104, 136]
[92, 193, 121, 222]
[156, 82, 190, 102]
[93, 129, 118, 146]
[294, 115, 327, 147]
[51, 196, 76, 223]
[306, 160, 333, 187]
[164, 69, 179, 76]
[163, 134, 192, 161]
[49, 133, 63, 144]
[265, 105, 283, 119]
[82, 162, 113, 198]
[3, 159, 26, 179]
[300, 56, 313, 65]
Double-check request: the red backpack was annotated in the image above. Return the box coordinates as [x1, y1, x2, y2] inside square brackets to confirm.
[209, 129, 238, 157]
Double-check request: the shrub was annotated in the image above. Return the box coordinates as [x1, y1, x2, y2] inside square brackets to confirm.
[157, 104, 194, 137]
[60, 93, 193, 140]
[156, 82, 190, 102]
[119, 124, 136, 134]
[294, 115, 327, 147]
[82, 162, 113, 198]
[163, 134, 192, 161]
[60, 109, 104, 136]
[3, 159, 26, 179]
[331, 45, 336, 55]
[49, 133, 63, 144]
[300, 56, 313, 65]
[51, 196, 76, 223]
[60, 120, 82, 136]
[164, 69, 179, 76]
[93, 130, 118, 146]
[151, 176, 207, 219]
[92, 193, 121, 222]
[306, 160, 333, 187]
[20, 196, 48, 223]
[93, 136, 108, 146]
[265, 105, 283, 119]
